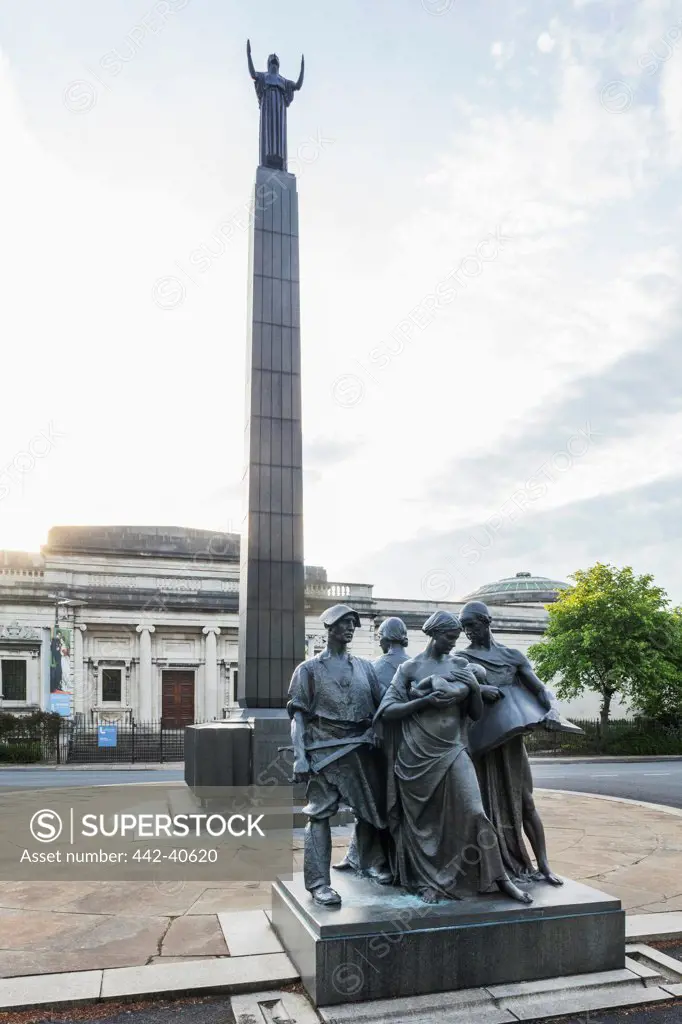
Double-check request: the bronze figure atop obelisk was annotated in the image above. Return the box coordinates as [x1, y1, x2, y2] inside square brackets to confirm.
[247, 40, 304, 171]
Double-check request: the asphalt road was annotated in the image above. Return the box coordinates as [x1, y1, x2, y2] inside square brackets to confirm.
[0, 768, 184, 788]
[0, 762, 680, 809]
[531, 760, 682, 810]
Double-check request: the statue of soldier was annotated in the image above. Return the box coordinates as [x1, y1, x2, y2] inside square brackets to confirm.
[288, 604, 391, 906]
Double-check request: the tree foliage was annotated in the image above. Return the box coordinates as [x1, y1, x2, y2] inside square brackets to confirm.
[628, 607, 682, 724]
[528, 563, 682, 734]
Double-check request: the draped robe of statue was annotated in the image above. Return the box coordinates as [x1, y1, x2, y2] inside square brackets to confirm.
[373, 645, 410, 694]
[374, 654, 512, 900]
[253, 71, 297, 170]
[458, 641, 542, 880]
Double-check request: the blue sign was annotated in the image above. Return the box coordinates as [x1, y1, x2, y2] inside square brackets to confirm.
[98, 725, 117, 748]
[49, 691, 73, 718]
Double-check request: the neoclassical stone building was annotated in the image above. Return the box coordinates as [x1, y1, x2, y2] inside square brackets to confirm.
[0, 526, 611, 723]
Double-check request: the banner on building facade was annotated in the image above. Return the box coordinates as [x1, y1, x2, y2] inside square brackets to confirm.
[49, 627, 73, 717]
[50, 627, 72, 694]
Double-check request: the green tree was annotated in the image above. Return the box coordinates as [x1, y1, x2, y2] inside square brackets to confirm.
[628, 607, 682, 725]
[528, 563, 681, 737]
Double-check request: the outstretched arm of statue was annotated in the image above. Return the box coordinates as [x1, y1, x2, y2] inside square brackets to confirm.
[246, 39, 257, 80]
[294, 54, 305, 90]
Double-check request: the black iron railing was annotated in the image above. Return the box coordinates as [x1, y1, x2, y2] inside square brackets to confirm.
[0, 715, 680, 764]
[524, 717, 682, 757]
[0, 718, 211, 764]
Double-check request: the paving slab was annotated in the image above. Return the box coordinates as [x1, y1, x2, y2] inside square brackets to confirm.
[218, 910, 284, 957]
[0, 880, 104, 911]
[497, 983, 672, 1020]
[624, 955, 663, 983]
[67, 881, 208, 917]
[148, 956, 223, 964]
[319, 987, 514, 1023]
[627, 913, 682, 941]
[101, 952, 298, 999]
[0, 968, 102, 1009]
[186, 884, 271, 915]
[637, 896, 682, 913]
[487, 967, 643, 998]
[0, 911, 169, 978]
[161, 916, 228, 957]
[231, 989, 320, 1023]
[626, 942, 682, 980]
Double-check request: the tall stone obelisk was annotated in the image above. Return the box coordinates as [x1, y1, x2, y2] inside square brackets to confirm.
[237, 166, 304, 708]
[238, 41, 306, 712]
[184, 43, 306, 791]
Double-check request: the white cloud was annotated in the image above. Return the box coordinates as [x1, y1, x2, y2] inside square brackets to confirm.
[490, 40, 515, 69]
[537, 32, 556, 53]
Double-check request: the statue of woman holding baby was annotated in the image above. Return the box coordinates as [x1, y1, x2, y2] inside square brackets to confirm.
[373, 611, 532, 905]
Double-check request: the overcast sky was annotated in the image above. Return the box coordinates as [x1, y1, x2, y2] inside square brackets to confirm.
[1, 0, 681, 603]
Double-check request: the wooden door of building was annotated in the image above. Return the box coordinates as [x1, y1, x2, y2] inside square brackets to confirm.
[161, 671, 195, 727]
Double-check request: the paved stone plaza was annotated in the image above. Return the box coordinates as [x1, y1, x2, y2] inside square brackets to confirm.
[0, 792, 679, 980]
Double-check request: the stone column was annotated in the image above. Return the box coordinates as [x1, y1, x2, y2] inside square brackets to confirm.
[74, 624, 87, 716]
[136, 625, 155, 721]
[28, 650, 41, 706]
[202, 627, 221, 722]
[238, 166, 305, 708]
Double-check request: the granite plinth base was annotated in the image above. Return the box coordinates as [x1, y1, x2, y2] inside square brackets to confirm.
[184, 722, 252, 787]
[271, 872, 625, 1007]
[184, 720, 352, 823]
[184, 714, 293, 788]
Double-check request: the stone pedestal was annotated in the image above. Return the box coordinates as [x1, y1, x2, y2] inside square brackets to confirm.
[184, 719, 354, 824]
[184, 723, 252, 788]
[271, 872, 625, 1007]
[185, 712, 293, 787]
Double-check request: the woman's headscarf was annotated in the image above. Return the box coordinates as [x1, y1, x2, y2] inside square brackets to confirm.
[378, 617, 408, 642]
[422, 610, 462, 636]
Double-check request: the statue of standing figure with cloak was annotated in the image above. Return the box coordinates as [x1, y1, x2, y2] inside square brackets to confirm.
[247, 40, 305, 171]
[458, 600, 581, 885]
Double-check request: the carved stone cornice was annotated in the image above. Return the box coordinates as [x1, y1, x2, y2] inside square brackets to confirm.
[0, 622, 40, 642]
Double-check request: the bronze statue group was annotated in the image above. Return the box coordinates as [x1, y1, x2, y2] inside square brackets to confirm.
[288, 603, 581, 908]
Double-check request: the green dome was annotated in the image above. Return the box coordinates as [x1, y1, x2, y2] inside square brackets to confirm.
[463, 571, 569, 606]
